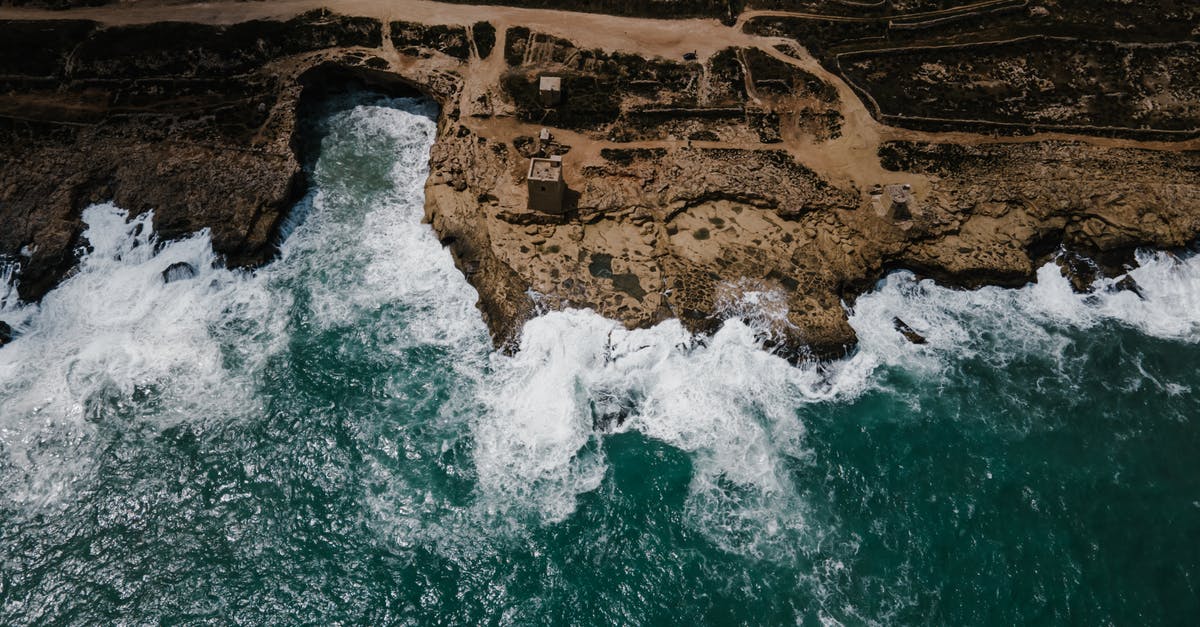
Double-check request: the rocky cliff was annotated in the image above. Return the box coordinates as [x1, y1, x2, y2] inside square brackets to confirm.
[0, 10, 389, 300]
[1, 1, 1198, 360]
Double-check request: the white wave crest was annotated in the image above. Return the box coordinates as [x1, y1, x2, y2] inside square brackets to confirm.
[6, 93, 1200, 563]
[849, 251, 1200, 373]
[471, 309, 876, 554]
[0, 204, 285, 506]
[468, 247, 1200, 545]
[0, 97, 483, 508]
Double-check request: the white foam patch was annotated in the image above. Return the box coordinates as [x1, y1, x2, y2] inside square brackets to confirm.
[0, 260, 21, 314]
[1094, 250, 1200, 339]
[472, 312, 616, 523]
[0, 204, 285, 507]
[714, 278, 796, 344]
[467, 247, 1200, 545]
[0, 97, 485, 509]
[849, 251, 1200, 371]
[278, 99, 487, 351]
[471, 308, 876, 553]
[7, 90, 1200, 564]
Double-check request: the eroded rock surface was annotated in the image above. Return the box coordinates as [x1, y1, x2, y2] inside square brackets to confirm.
[0, 10, 384, 300]
[2, 1, 1199, 360]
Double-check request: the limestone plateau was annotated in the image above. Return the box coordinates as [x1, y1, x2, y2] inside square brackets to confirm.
[1, 0, 1198, 360]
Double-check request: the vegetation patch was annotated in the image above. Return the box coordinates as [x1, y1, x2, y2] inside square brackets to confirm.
[390, 21, 470, 60]
[706, 48, 746, 104]
[842, 38, 1200, 133]
[73, 10, 382, 78]
[742, 47, 838, 102]
[472, 21, 496, 59]
[501, 71, 621, 129]
[430, 0, 744, 24]
[504, 26, 531, 66]
[600, 148, 668, 165]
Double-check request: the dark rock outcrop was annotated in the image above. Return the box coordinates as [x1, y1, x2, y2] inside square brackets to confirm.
[2, 4, 1198, 363]
[0, 10, 382, 302]
[161, 262, 197, 284]
[893, 317, 927, 345]
[1113, 275, 1145, 300]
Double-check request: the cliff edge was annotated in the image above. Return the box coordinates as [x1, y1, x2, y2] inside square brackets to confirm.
[1, 0, 1198, 359]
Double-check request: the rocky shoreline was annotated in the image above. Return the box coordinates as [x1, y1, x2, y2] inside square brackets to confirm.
[1, 1, 1198, 359]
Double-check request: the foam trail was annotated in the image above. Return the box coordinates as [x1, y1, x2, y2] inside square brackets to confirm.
[275, 97, 487, 350]
[849, 251, 1200, 372]
[472, 308, 876, 554]
[471, 248, 1200, 541]
[0, 260, 19, 312]
[472, 312, 616, 523]
[7, 91, 1200, 560]
[0, 204, 283, 507]
[0, 97, 484, 509]
[0, 205, 267, 421]
[1093, 250, 1200, 339]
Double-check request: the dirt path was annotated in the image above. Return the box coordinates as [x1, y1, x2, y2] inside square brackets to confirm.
[2, 0, 1195, 184]
[0, 0, 749, 58]
[734, 0, 1026, 27]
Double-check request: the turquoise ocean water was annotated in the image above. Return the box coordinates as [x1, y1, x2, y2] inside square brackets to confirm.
[2, 95, 1199, 625]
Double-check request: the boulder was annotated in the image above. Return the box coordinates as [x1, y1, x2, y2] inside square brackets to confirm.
[161, 261, 198, 283]
[1056, 250, 1101, 293]
[1112, 275, 1145, 300]
[0, 320, 12, 347]
[893, 317, 927, 344]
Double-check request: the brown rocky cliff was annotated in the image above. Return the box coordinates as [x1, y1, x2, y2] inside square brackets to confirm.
[0, 11, 382, 301]
[2, 3, 1199, 362]
[419, 20, 1200, 359]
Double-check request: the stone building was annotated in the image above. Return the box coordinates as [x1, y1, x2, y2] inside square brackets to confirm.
[539, 75, 562, 107]
[527, 155, 566, 213]
[884, 183, 913, 220]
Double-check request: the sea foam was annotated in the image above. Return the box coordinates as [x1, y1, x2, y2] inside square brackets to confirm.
[0, 204, 283, 507]
[849, 249, 1200, 373]
[4, 96, 1200, 555]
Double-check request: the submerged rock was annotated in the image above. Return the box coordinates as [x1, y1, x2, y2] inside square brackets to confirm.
[1057, 250, 1102, 293]
[1113, 275, 1145, 300]
[161, 262, 198, 284]
[892, 317, 927, 345]
[591, 402, 629, 432]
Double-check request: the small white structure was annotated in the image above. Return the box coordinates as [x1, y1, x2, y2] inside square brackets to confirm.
[539, 75, 562, 107]
[885, 183, 913, 220]
[527, 155, 566, 213]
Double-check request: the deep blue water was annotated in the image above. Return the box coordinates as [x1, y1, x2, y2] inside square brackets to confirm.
[2, 95, 1199, 625]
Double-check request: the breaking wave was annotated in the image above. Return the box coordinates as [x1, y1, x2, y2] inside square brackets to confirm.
[3, 95, 1200, 531]
[849, 250, 1200, 375]
[2, 92, 1200, 624]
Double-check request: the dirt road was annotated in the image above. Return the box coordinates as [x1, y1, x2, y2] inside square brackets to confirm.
[1, 0, 1193, 188]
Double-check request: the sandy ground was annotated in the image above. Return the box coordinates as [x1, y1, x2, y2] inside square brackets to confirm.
[4, 0, 1196, 356]
[1, 0, 1194, 193]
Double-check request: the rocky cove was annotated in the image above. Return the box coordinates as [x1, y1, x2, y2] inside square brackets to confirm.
[7, 4, 1200, 624]
[2, 1, 1199, 360]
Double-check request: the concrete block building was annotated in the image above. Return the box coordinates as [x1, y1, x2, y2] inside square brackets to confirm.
[885, 184, 913, 220]
[539, 75, 562, 107]
[527, 155, 566, 213]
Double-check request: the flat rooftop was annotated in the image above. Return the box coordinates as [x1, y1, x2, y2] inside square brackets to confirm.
[885, 183, 912, 203]
[528, 157, 562, 181]
[539, 76, 562, 91]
